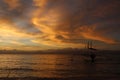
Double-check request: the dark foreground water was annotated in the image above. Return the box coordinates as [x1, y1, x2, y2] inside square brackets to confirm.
[0, 53, 120, 80]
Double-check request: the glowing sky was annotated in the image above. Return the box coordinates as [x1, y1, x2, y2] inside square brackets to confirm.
[0, 0, 120, 50]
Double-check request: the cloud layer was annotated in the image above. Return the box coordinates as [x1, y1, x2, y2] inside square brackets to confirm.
[0, 0, 120, 50]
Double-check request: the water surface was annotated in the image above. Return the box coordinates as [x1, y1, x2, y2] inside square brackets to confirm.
[0, 53, 120, 78]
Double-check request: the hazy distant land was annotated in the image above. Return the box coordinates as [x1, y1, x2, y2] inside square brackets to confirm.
[0, 48, 120, 54]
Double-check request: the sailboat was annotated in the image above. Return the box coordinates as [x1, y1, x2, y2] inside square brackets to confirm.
[82, 40, 97, 57]
[87, 41, 97, 63]
[87, 41, 97, 51]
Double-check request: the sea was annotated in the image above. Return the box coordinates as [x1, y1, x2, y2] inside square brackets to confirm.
[0, 52, 120, 79]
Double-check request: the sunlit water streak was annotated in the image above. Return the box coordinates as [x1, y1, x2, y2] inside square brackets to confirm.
[0, 53, 120, 78]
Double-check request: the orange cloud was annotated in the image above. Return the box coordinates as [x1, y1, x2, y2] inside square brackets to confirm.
[0, 0, 119, 50]
[3, 0, 20, 10]
[77, 25, 117, 44]
[0, 20, 32, 39]
[32, 0, 118, 47]
[0, 17, 50, 50]
[33, 0, 48, 7]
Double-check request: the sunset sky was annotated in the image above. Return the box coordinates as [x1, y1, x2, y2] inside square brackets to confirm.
[0, 0, 120, 50]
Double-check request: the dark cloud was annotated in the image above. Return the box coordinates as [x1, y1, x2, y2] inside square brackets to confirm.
[0, 0, 39, 34]
[32, 0, 120, 45]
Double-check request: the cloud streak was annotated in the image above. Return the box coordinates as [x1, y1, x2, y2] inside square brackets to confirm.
[32, 0, 120, 44]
